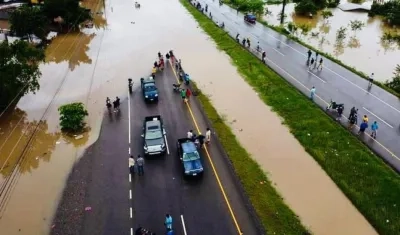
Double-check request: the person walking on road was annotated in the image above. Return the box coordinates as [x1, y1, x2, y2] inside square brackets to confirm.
[129, 155, 135, 175]
[317, 58, 323, 70]
[206, 128, 211, 144]
[137, 155, 144, 175]
[358, 121, 368, 135]
[310, 86, 316, 101]
[368, 73, 374, 88]
[337, 105, 344, 121]
[315, 51, 319, 60]
[371, 121, 378, 139]
[197, 134, 206, 148]
[307, 49, 312, 60]
[309, 58, 315, 69]
[164, 214, 173, 230]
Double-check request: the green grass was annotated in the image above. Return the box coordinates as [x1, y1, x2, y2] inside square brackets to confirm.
[181, 1, 400, 234]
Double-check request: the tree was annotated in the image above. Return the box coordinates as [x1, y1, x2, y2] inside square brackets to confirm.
[385, 65, 400, 93]
[294, 0, 318, 15]
[9, 5, 47, 41]
[336, 26, 347, 42]
[0, 40, 45, 113]
[321, 9, 333, 22]
[280, 0, 287, 24]
[43, 0, 92, 29]
[349, 20, 365, 33]
[58, 102, 88, 132]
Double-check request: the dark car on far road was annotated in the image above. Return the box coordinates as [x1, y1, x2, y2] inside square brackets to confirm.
[142, 115, 166, 156]
[140, 77, 159, 102]
[244, 13, 256, 24]
[177, 138, 204, 177]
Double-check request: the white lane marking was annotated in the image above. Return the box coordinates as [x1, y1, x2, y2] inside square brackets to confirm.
[308, 70, 326, 83]
[272, 47, 285, 56]
[262, 27, 400, 114]
[129, 189, 132, 199]
[263, 55, 400, 161]
[128, 88, 131, 144]
[130, 207, 133, 218]
[128, 147, 131, 155]
[130, 228, 133, 235]
[129, 173, 131, 182]
[181, 215, 188, 235]
[164, 134, 170, 155]
[363, 107, 394, 128]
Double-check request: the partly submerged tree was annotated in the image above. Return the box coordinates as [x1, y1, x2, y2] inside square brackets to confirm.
[321, 9, 333, 22]
[58, 102, 88, 133]
[43, 0, 92, 30]
[294, 0, 318, 15]
[349, 20, 365, 34]
[336, 26, 347, 42]
[9, 5, 47, 41]
[0, 40, 45, 113]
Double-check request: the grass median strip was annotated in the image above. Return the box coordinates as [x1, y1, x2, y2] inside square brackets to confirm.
[180, 1, 400, 234]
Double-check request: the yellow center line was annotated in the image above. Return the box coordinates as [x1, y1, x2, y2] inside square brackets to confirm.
[169, 60, 243, 235]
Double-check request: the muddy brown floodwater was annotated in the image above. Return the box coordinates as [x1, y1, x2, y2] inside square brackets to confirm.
[0, 0, 377, 234]
[264, 1, 400, 82]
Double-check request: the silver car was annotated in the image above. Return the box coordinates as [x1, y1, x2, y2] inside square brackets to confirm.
[142, 115, 166, 156]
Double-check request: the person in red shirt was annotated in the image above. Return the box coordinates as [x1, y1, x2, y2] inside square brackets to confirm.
[186, 88, 192, 100]
[159, 58, 164, 71]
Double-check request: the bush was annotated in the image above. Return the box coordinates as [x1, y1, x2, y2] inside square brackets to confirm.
[385, 65, 400, 92]
[58, 102, 88, 133]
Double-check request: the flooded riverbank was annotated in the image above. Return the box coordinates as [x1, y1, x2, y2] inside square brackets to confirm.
[0, 0, 377, 234]
[264, 1, 399, 82]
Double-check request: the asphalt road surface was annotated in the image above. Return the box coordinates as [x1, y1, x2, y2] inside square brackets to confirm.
[52, 63, 261, 235]
[191, 0, 400, 172]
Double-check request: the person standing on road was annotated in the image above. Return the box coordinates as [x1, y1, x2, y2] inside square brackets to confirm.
[317, 58, 323, 70]
[164, 214, 173, 230]
[197, 134, 205, 148]
[307, 49, 312, 60]
[180, 88, 186, 101]
[187, 130, 193, 139]
[358, 121, 368, 135]
[310, 86, 316, 101]
[137, 155, 144, 175]
[186, 88, 192, 100]
[129, 155, 135, 175]
[337, 105, 344, 120]
[362, 115, 369, 123]
[315, 51, 319, 60]
[371, 121, 378, 139]
[262, 51, 266, 63]
[206, 128, 211, 144]
[167, 228, 174, 235]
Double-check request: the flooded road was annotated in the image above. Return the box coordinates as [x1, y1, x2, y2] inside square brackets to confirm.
[264, 1, 399, 82]
[0, 0, 377, 234]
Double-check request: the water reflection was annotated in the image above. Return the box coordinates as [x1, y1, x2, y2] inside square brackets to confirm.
[0, 109, 61, 177]
[45, 32, 96, 71]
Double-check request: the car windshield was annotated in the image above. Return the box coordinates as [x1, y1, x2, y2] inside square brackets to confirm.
[182, 151, 200, 161]
[144, 83, 156, 92]
[145, 125, 163, 140]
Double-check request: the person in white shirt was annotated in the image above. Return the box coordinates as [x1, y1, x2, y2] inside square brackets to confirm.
[205, 128, 211, 144]
[187, 130, 193, 139]
[129, 155, 135, 174]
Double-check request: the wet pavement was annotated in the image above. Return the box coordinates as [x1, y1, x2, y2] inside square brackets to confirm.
[51, 64, 261, 235]
[194, 0, 400, 173]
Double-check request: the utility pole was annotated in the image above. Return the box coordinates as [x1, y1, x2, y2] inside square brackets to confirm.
[280, 0, 287, 24]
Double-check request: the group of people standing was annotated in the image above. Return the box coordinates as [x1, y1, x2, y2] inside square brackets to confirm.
[129, 155, 145, 175]
[106, 96, 120, 112]
[307, 50, 324, 71]
[187, 128, 211, 148]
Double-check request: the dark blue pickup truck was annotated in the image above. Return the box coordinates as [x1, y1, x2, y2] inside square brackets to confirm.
[177, 138, 204, 177]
